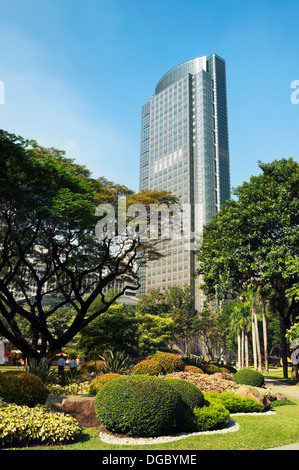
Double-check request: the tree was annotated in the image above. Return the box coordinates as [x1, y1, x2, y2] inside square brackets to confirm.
[166, 284, 197, 355]
[0, 130, 177, 363]
[225, 298, 251, 369]
[136, 289, 169, 317]
[195, 305, 227, 362]
[72, 296, 174, 357]
[137, 285, 198, 355]
[196, 159, 299, 378]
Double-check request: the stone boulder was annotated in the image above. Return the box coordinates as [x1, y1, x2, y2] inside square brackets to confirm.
[235, 385, 271, 410]
[45, 394, 100, 427]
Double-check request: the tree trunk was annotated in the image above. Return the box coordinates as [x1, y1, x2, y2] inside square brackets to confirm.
[245, 326, 249, 368]
[262, 302, 269, 375]
[252, 307, 257, 370]
[280, 315, 289, 379]
[238, 332, 241, 369]
[253, 302, 262, 373]
[241, 328, 245, 369]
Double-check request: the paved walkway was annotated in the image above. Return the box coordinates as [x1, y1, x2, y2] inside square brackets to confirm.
[264, 378, 299, 450]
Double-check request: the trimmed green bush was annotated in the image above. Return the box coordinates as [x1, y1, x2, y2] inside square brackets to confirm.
[234, 368, 264, 388]
[95, 375, 183, 437]
[0, 403, 81, 446]
[89, 373, 121, 395]
[148, 352, 185, 373]
[165, 378, 204, 410]
[185, 365, 204, 374]
[205, 392, 264, 413]
[132, 359, 164, 376]
[192, 401, 230, 431]
[0, 371, 48, 407]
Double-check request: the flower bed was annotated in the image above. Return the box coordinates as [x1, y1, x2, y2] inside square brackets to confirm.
[161, 372, 239, 393]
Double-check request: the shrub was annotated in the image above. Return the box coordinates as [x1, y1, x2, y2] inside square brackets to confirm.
[47, 381, 90, 396]
[89, 373, 121, 395]
[234, 369, 264, 388]
[132, 359, 164, 376]
[0, 403, 81, 446]
[100, 350, 131, 373]
[204, 392, 264, 413]
[192, 401, 230, 431]
[185, 365, 204, 374]
[0, 371, 48, 407]
[201, 363, 221, 375]
[79, 360, 105, 375]
[148, 352, 185, 373]
[219, 364, 237, 374]
[165, 378, 204, 409]
[95, 375, 183, 437]
[23, 358, 57, 384]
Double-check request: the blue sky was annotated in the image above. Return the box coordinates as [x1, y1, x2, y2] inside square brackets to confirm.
[0, 0, 298, 193]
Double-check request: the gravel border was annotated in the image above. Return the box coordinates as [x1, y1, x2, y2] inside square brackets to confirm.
[99, 419, 240, 445]
[99, 411, 276, 446]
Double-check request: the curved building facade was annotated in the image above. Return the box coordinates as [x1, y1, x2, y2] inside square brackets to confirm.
[139, 54, 230, 312]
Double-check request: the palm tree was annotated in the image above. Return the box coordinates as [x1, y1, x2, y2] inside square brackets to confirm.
[229, 299, 251, 369]
[244, 288, 263, 373]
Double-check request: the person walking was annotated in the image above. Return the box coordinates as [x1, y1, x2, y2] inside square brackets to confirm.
[69, 356, 78, 374]
[57, 354, 65, 377]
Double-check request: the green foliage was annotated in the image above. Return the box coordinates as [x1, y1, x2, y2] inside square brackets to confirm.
[201, 363, 222, 375]
[79, 360, 105, 375]
[136, 313, 174, 354]
[0, 130, 177, 361]
[204, 392, 264, 413]
[74, 301, 174, 357]
[0, 371, 48, 407]
[89, 373, 121, 395]
[165, 378, 204, 410]
[94, 375, 183, 437]
[286, 321, 299, 343]
[148, 351, 185, 373]
[47, 381, 90, 396]
[75, 302, 141, 356]
[23, 357, 57, 384]
[234, 368, 264, 388]
[0, 403, 81, 446]
[100, 350, 131, 373]
[191, 401, 231, 431]
[132, 359, 164, 376]
[196, 158, 299, 376]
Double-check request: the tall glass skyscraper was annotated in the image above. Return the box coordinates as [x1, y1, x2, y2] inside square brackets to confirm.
[139, 54, 230, 311]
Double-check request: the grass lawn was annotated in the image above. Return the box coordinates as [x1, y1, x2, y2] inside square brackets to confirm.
[3, 400, 299, 451]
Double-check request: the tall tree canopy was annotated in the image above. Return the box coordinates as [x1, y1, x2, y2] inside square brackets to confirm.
[196, 158, 299, 377]
[0, 130, 177, 362]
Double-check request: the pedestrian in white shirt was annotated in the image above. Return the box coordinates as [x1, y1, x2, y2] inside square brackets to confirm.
[69, 356, 78, 373]
[57, 354, 65, 376]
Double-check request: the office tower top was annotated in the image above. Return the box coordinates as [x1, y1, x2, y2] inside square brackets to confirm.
[139, 54, 230, 310]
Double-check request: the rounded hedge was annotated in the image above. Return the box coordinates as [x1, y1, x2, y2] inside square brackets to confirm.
[192, 401, 230, 431]
[0, 371, 48, 407]
[95, 375, 183, 437]
[184, 365, 204, 374]
[165, 378, 204, 410]
[89, 373, 121, 395]
[132, 359, 164, 376]
[205, 392, 264, 413]
[148, 352, 185, 373]
[234, 368, 264, 388]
